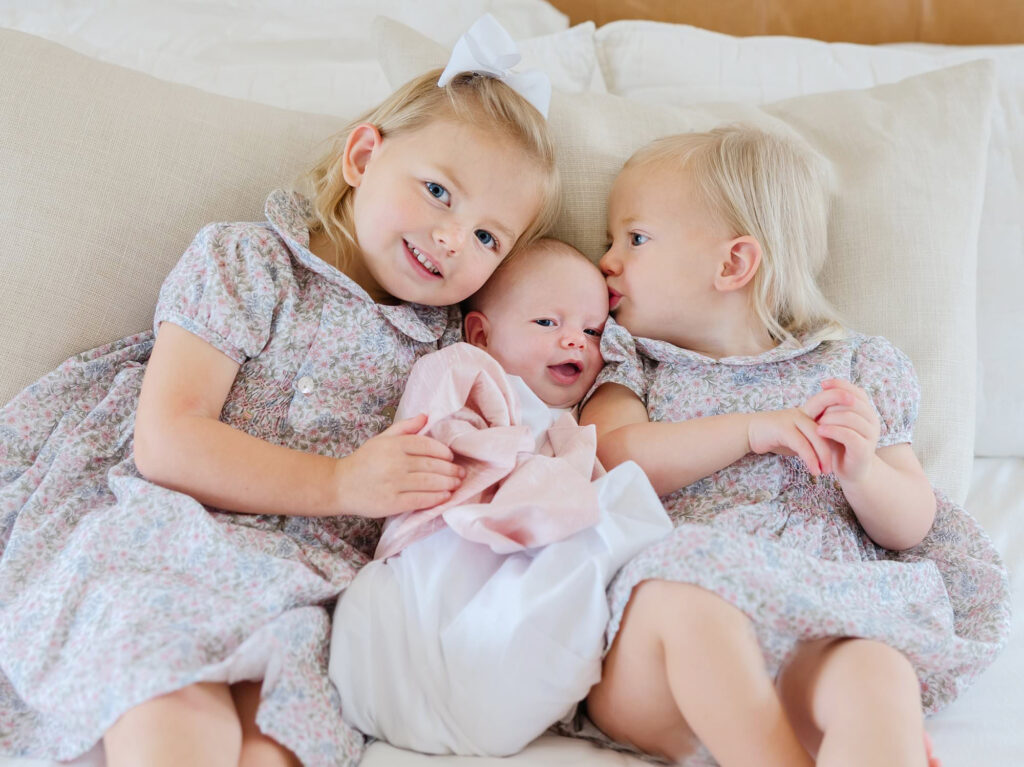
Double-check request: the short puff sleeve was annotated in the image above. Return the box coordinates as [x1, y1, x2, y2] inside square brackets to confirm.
[154, 222, 290, 364]
[850, 335, 920, 447]
[587, 318, 648, 404]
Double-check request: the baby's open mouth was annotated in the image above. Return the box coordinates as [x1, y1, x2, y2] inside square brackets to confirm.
[548, 361, 582, 384]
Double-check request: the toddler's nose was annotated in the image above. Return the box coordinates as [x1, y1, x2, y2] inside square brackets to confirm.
[434, 224, 466, 254]
[598, 250, 619, 276]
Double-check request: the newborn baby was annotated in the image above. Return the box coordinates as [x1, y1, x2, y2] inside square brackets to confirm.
[328, 238, 672, 757]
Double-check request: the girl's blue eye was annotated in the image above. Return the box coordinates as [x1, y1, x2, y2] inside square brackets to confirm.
[426, 182, 450, 204]
[584, 328, 602, 337]
[534, 319, 554, 327]
[630, 233, 649, 247]
[475, 229, 497, 250]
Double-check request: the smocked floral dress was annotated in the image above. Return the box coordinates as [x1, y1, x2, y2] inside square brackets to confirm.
[0, 190, 461, 765]
[565, 318, 1011, 763]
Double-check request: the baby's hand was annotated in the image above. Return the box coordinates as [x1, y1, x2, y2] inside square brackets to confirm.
[332, 413, 465, 518]
[813, 378, 881, 484]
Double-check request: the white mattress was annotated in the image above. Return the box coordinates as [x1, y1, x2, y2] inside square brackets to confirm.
[3, 457, 1020, 767]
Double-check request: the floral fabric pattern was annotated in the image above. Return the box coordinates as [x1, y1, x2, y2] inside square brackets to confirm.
[561, 318, 1011, 764]
[0, 190, 461, 765]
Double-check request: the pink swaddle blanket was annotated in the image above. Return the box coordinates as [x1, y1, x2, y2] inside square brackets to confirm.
[374, 343, 602, 560]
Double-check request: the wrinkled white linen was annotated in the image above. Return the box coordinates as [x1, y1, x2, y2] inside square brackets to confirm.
[329, 349, 672, 757]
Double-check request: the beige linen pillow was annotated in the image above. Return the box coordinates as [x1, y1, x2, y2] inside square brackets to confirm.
[377, 19, 995, 503]
[595, 21, 1024, 458]
[0, 28, 345, 407]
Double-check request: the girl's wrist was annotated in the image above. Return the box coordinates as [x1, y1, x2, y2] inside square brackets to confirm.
[327, 455, 356, 517]
[837, 451, 881, 492]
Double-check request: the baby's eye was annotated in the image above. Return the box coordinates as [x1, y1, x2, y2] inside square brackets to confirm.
[630, 232, 649, 247]
[475, 229, 498, 251]
[425, 181, 451, 204]
[584, 328, 602, 337]
[533, 319, 555, 327]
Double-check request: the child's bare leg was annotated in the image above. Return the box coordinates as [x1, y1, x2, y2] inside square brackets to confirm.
[103, 681, 241, 767]
[777, 637, 928, 767]
[232, 680, 302, 767]
[587, 580, 812, 767]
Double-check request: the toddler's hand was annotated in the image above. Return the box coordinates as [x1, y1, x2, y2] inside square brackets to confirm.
[333, 413, 465, 518]
[748, 410, 828, 475]
[747, 387, 851, 475]
[813, 378, 881, 484]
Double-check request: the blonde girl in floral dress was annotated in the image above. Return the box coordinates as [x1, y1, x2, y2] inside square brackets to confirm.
[0, 21, 559, 767]
[579, 125, 1010, 767]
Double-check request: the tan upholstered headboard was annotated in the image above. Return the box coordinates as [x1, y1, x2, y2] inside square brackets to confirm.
[548, 0, 1024, 44]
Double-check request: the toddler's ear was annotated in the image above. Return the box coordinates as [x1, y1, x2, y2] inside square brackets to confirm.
[715, 236, 762, 292]
[463, 311, 491, 349]
[341, 122, 383, 187]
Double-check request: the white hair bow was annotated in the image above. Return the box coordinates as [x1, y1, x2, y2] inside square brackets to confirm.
[437, 14, 552, 118]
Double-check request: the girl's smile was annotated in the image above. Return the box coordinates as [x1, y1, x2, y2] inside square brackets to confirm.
[404, 239, 443, 279]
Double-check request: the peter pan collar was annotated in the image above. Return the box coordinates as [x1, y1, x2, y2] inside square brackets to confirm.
[264, 189, 454, 343]
[605, 316, 824, 367]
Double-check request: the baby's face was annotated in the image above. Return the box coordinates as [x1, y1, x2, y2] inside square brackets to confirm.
[482, 255, 608, 409]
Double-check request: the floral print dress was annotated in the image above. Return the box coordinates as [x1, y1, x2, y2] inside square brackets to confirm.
[565, 318, 1011, 764]
[0, 190, 460, 766]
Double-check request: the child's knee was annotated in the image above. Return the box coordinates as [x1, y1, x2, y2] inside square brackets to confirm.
[104, 682, 242, 767]
[783, 638, 921, 731]
[631, 579, 751, 637]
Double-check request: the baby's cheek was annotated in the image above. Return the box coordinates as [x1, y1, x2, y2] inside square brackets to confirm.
[581, 362, 603, 392]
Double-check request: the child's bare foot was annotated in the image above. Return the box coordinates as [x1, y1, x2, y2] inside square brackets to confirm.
[924, 730, 942, 767]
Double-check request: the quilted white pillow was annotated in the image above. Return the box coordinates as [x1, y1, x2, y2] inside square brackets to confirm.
[595, 21, 1024, 458]
[377, 18, 995, 504]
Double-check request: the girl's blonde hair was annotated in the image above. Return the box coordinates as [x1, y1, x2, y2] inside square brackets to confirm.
[306, 69, 561, 268]
[627, 125, 846, 344]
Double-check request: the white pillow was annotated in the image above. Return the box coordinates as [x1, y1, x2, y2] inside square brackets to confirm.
[596, 21, 1024, 458]
[0, 0, 572, 119]
[378, 19, 996, 504]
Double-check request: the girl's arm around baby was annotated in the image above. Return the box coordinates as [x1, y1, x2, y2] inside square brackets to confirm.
[133, 323, 463, 518]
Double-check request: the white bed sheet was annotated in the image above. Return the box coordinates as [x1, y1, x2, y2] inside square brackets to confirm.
[1, 458, 1019, 767]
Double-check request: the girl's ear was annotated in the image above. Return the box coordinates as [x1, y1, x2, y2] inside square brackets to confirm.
[341, 123, 383, 187]
[714, 236, 762, 292]
[463, 311, 491, 349]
